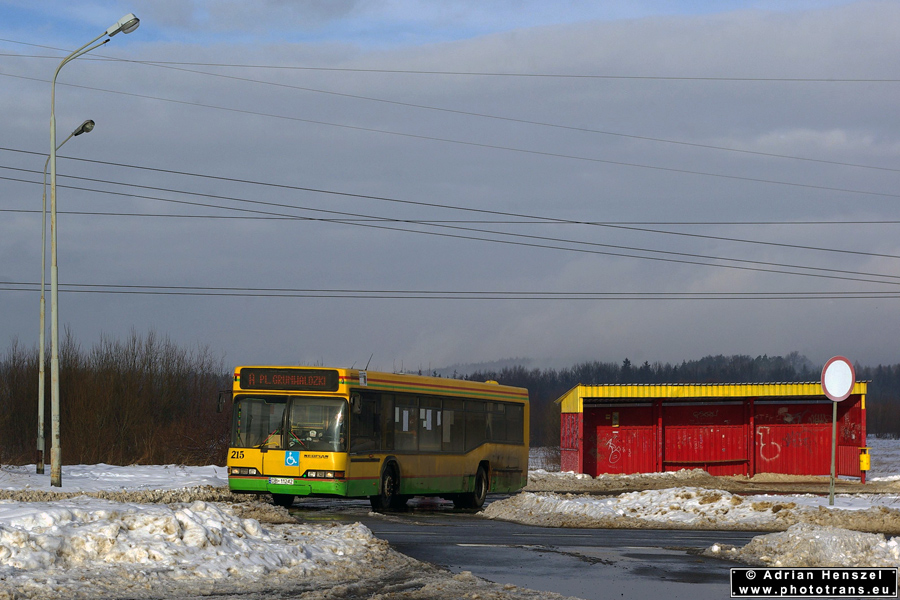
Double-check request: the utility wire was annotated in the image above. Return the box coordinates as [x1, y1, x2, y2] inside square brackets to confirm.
[8, 44, 900, 173]
[2, 281, 900, 300]
[4, 147, 900, 261]
[3, 40, 900, 82]
[4, 144, 900, 241]
[5, 206, 900, 226]
[2, 72, 899, 200]
[3, 168, 900, 287]
[88, 53, 900, 175]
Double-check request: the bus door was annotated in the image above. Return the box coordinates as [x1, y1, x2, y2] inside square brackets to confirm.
[266, 448, 302, 480]
[259, 398, 308, 494]
[284, 397, 349, 484]
[348, 392, 387, 497]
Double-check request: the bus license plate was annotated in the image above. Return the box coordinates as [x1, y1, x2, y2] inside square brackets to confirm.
[269, 477, 293, 486]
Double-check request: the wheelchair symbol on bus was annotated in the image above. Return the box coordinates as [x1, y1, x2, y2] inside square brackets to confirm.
[285, 451, 300, 466]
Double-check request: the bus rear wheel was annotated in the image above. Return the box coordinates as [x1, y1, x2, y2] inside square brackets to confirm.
[272, 493, 295, 508]
[453, 465, 489, 509]
[370, 464, 407, 511]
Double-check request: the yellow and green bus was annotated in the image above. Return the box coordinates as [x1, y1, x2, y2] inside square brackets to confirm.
[224, 366, 529, 510]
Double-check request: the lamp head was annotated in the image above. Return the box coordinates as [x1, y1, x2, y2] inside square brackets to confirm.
[106, 13, 140, 37]
[73, 120, 95, 136]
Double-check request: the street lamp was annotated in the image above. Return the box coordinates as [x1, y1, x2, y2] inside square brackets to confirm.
[49, 13, 140, 487]
[38, 119, 94, 475]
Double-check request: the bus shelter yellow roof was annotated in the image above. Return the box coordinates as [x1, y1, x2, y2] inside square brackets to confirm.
[555, 381, 868, 414]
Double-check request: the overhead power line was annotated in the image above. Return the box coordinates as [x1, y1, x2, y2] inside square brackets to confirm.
[4, 144, 900, 239]
[80, 53, 900, 175]
[6, 41, 900, 174]
[2, 71, 899, 197]
[3, 41, 900, 82]
[3, 281, 900, 301]
[3, 166, 900, 287]
[4, 145, 900, 264]
[6, 206, 900, 227]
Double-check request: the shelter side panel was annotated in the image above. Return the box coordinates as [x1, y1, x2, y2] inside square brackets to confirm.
[560, 412, 582, 473]
[584, 405, 656, 475]
[754, 402, 831, 475]
[662, 403, 748, 476]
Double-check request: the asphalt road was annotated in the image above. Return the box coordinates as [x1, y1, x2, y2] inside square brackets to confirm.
[288, 496, 760, 600]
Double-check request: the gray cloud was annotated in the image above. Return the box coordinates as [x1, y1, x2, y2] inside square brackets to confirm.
[2, 1, 899, 372]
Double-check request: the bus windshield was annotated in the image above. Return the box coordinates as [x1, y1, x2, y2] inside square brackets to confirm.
[232, 396, 348, 451]
[286, 398, 347, 452]
[232, 397, 286, 448]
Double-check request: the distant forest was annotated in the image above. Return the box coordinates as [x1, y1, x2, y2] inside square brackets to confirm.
[2, 333, 899, 465]
[0, 330, 229, 466]
[463, 352, 900, 447]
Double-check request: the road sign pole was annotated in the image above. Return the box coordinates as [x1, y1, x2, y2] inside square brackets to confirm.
[830, 400, 837, 506]
[821, 356, 855, 508]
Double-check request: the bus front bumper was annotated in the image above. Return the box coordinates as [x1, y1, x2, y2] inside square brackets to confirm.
[229, 475, 349, 496]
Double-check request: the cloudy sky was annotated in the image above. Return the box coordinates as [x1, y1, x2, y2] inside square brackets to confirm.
[1, 1, 899, 373]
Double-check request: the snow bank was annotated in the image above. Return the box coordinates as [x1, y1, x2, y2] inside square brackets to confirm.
[486, 488, 900, 569]
[0, 464, 227, 492]
[0, 497, 386, 599]
[525, 466, 734, 494]
[868, 437, 900, 482]
[530, 469, 594, 481]
[0, 464, 244, 505]
[708, 523, 900, 568]
[528, 468, 707, 481]
[483, 488, 795, 530]
[483, 488, 900, 533]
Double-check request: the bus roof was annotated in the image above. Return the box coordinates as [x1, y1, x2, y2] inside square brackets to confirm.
[233, 366, 528, 403]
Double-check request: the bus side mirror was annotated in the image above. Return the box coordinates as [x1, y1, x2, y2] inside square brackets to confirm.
[351, 393, 362, 415]
[217, 391, 230, 413]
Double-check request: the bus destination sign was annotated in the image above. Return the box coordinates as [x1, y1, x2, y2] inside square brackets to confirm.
[239, 368, 340, 392]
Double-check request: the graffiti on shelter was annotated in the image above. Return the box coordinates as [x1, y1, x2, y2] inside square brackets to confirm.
[598, 436, 626, 465]
[782, 430, 811, 449]
[756, 426, 782, 462]
[561, 414, 580, 450]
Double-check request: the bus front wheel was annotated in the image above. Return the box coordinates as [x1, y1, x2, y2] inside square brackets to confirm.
[272, 493, 295, 508]
[370, 464, 407, 511]
[453, 465, 489, 509]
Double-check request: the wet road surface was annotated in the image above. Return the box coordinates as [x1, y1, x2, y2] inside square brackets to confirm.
[288, 496, 759, 599]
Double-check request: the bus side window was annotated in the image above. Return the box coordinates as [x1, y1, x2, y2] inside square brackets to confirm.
[350, 393, 380, 452]
[442, 399, 465, 452]
[507, 404, 524, 443]
[381, 394, 394, 451]
[418, 397, 441, 452]
[394, 395, 418, 451]
[465, 400, 486, 451]
[486, 401, 506, 442]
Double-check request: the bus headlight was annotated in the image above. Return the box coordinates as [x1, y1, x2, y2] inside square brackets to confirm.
[230, 467, 259, 475]
[304, 470, 345, 479]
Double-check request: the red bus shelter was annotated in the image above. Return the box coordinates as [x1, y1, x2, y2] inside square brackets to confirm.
[556, 382, 868, 482]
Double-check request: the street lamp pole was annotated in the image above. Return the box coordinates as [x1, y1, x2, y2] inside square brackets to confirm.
[49, 13, 139, 487]
[38, 119, 94, 474]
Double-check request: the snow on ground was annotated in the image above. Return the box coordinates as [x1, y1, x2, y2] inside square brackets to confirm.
[867, 437, 900, 481]
[0, 463, 574, 600]
[503, 437, 900, 569]
[0, 463, 227, 493]
[0, 465, 393, 599]
[0, 463, 395, 599]
[706, 523, 900, 568]
[0, 438, 899, 597]
[0, 498, 386, 599]
[483, 486, 900, 533]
